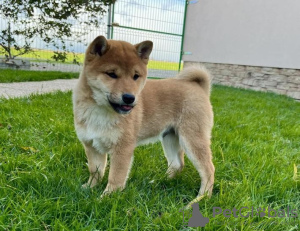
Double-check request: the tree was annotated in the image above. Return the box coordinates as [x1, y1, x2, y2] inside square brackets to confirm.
[0, 0, 115, 63]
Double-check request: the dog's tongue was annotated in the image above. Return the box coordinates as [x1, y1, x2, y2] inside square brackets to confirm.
[121, 105, 132, 111]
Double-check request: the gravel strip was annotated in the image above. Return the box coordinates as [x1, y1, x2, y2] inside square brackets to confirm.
[0, 79, 78, 98]
[0, 67, 178, 99]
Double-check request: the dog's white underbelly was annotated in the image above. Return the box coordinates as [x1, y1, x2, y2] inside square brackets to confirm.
[137, 134, 162, 146]
[137, 126, 174, 146]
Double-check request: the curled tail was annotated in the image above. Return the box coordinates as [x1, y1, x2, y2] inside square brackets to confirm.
[176, 64, 212, 96]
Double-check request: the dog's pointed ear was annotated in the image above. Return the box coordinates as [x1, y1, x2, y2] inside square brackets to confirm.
[90, 36, 109, 56]
[135, 40, 153, 64]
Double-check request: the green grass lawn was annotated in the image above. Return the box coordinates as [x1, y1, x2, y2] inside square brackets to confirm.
[0, 67, 173, 83]
[0, 69, 79, 83]
[0, 85, 299, 230]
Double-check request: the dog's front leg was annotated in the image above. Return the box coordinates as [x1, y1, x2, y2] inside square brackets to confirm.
[102, 142, 135, 196]
[82, 141, 107, 188]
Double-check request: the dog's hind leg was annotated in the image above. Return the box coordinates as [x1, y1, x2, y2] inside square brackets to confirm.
[82, 142, 107, 188]
[162, 132, 184, 178]
[179, 132, 215, 197]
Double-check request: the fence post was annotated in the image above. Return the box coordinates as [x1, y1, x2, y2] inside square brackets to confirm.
[111, 3, 115, 39]
[107, 4, 112, 39]
[178, 0, 189, 71]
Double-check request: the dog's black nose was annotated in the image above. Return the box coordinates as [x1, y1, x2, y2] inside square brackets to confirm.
[122, 93, 135, 104]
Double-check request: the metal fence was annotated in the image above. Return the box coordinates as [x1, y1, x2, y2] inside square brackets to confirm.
[0, 0, 187, 78]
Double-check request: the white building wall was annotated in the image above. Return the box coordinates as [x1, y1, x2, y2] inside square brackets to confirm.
[183, 0, 300, 69]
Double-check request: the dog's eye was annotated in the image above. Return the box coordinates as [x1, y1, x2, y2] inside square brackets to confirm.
[106, 72, 118, 79]
[133, 74, 140, 81]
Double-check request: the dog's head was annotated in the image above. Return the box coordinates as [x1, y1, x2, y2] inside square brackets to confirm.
[83, 36, 153, 114]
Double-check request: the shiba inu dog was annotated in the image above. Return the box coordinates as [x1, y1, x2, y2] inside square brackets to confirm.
[73, 36, 215, 198]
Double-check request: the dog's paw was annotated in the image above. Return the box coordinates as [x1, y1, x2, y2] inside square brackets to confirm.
[82, 177, 100, 189]
[82, 182, 93, 189]
[166, 166, 183, 179]
[100, 190, 111, 199]
[100, 183, 125, 198]
[166, 170, 177, 179]
[185, 195, 206, 209]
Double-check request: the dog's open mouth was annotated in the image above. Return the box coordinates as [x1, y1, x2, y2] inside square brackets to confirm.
[109, 101, 134, 114]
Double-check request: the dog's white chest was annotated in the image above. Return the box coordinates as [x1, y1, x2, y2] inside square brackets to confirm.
[75, 105, 121, 154]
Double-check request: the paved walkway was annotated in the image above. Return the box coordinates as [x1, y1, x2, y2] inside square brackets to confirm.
[0, 67, 177, 98]
[0, 79, 78, 98]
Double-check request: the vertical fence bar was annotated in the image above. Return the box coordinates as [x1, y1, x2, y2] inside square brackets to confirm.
[111, 3, 115, 39]
[107, 4, 112, 39]
[178, 0, 189, 71]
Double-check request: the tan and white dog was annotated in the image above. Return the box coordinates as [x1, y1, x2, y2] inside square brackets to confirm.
[73, 36, 215, 198]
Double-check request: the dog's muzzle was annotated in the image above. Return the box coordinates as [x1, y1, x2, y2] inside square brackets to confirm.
[108, 93, 135, 114]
